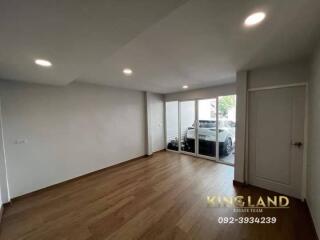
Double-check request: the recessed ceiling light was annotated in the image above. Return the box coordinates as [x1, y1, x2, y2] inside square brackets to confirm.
[123, 68, 133, 76]
[244, 12, 266, 26]
[35, 59, 52, 67]
[182, 85, 189, 89]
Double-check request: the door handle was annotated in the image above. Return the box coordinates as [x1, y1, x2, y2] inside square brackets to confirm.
[292, 142, 303, 148]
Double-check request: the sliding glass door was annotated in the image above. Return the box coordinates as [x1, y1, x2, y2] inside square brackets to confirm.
[197, 98, 217, 158]
[165, 95, 236, 165]
[165, 101, 179, 151]
[180, 101, 196, 155]
[218, 95, 236, 164]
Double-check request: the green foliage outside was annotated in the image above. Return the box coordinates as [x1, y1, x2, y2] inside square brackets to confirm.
[219, 95, 236, 117]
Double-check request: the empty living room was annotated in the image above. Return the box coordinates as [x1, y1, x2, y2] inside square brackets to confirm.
[0, 0, 320, 239]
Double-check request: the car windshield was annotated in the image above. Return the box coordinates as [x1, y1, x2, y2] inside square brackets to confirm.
[195, 120, 235, 128]
[199, 120, 216, 128]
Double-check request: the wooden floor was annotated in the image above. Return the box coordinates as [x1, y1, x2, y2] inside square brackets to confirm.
[0, 151, 317, 240]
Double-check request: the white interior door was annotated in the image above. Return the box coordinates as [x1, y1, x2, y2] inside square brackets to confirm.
[248, 86, 305, 198]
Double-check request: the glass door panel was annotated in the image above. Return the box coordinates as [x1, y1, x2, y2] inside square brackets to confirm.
[165, 101, 179, 151]
[198, 99, 217, 158]
[218, 95, 236, 165]
[180, 101, 196, 154]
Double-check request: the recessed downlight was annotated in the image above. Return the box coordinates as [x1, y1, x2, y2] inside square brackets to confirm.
[123, 68, 133, 76]
[35, 59, 52, 67]
[182, 85, 189, 89]
[244, 12, 266, 26]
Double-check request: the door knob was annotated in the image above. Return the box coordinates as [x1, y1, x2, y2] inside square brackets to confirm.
[292, 142, 303, 148]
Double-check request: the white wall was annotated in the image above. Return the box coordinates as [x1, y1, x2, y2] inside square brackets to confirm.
[248, 60, 310, 89]
[308, 45, 320, 237]
[0, 80, 146, 198]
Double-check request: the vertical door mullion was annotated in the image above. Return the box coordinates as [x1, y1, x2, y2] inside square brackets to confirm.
[195, 100, 199, 156]
[178, 101, 181, 152]
[164, 102, 167, 150]
[216, 97, 219, 161]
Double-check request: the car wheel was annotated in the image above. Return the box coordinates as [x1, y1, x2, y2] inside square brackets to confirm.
[223, 137, 232, 156]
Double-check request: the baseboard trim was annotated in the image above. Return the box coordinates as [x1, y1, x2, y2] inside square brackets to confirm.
[5, 154, 149, 204]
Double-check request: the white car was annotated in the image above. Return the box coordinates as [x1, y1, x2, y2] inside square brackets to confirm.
[184, 120, 235, 156]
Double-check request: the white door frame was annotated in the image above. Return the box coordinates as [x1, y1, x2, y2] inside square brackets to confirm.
[247, 82, 308, 200]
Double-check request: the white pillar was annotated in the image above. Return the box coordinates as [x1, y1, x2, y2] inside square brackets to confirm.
[234, 71, 248, 183]
[145, 92, 153, 155]
[0, 100, 10, 203]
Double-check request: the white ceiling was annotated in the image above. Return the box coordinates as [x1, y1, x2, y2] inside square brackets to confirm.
[1, 0, 320, 93]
